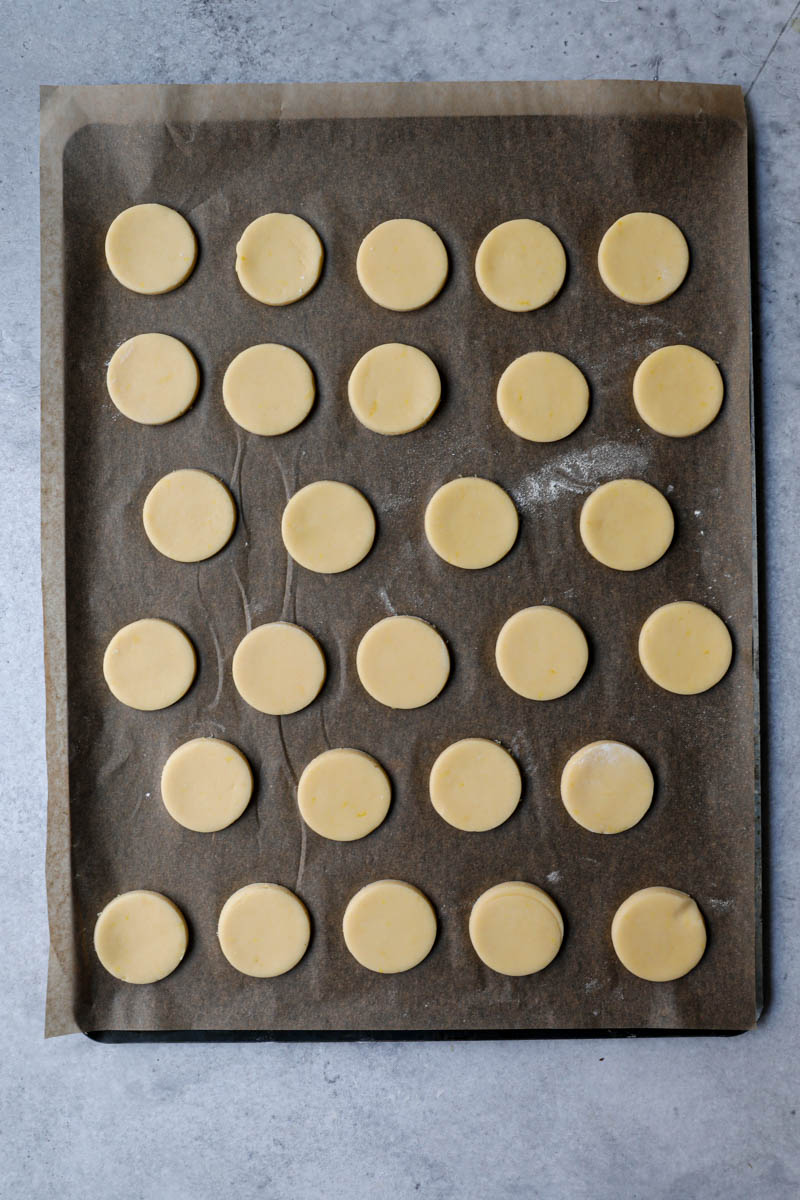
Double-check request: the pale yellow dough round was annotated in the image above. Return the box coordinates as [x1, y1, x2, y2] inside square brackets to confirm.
[580, 479, 674, 571]
[560, 740, 654, 834]
[469, 882, 563, 976]
[143, 469, 236, 562]
[223, 343, 315, 436]
[429, 738, 521, 832]
[496, 351, 589, 443]
[348, 343, 441, 435]
[425, 477, 518, 570]
[105, 203, 197, 294]
[356, 615, 450, 709]
[161, 738, 253, 833]
[232, 622, 325, 715]
[218, 883, 310, 977]
[496, 606, 588, 701]
[633, 345, 724, 437]
[343, 880, 437, 973]
[356, 219, 448, 311]
[297, 748, 391, 841]
[639, 601, 732, 695]
[106, 333, 199, 425]
[103, 618, 196, 710]
[611, 886, 706, 981]
[598, 212, 689, 304]
[235, 213, 323, 306]
[475, 219, 566, 312]
[94, 890, 188, 984]
[281, 481, 375, 573]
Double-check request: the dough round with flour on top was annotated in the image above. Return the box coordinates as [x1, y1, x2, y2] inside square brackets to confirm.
[429, 738, 521, 832]
[103, 618, 196, 710]
[633, 345, 724, 437]
[297, 748, 391, 841]
[496, 606, 588, 701]
[143, 469, 236, 562]
[343, 880, 437, 973]
[357, 615, 450, 709]
[497, 351, 589, 443]
[580, 479, 674, 571]
[232, 622, 325, 715]
[560, 740, 654, 834]
[105, 203, 197, 294]
[106, 333, 199, 426]
[282, 481, 375, 573]
[357, 219, 448, 311]
[223, 343, 315, 436]
[598, 212, 689, 304]
[235, 213, 323, 305]
[94, 890, 188, 984]
[469, 882, 563, 976]
[161, 738, 253, 833]
[425, 477, 518, 569]
[348, 343, 441, 435]
[639, 601, 732, 695]
[476, 219, 566, 311]
[218, 884, 310, 977]
[611, 887, 706, 981]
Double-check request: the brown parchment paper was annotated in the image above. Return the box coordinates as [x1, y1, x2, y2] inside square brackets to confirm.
[41, 81, 758, 1037]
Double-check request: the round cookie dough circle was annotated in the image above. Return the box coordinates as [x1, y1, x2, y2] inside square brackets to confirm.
[469, 882, 564, 976]
[496, 606, 588, 701]
[348, 343, 441, 435]
[143, 470, 236, 563]
[425, 477, 518, 570]
[218, 883, 310, 977]
[94, 890, 188, 984]
[343, 880, 437, 973]
[356, 615, 450, 709]
[297, 748, 391, 841]
[232, 622, 325, 715]
[633, 345, 724, 437]
[281, 481, 375, 574]
[429, 738, 521, 832]
[105, 204, 197, 295]
[639, 601, 732, 695]
[475, 219, 566, 312]
[580, 479, 674, 571]
[598, 212, 689, 305]
[356, 219, 448, 311]
[496, 351, 589, 443]
[161, 738, 253, 833]
[611, 886, 706, 981]
[106, 333, 200, 425]
[222, 343, 315, 436]
[235, 213, 323, 306]
[103, 618, 196, 711]
[560, 740, 654, 834]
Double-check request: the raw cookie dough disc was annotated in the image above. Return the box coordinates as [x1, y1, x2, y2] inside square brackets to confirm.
[297, 748, 391, 841]
[218, 884, 310, 977]
[633, 345, 724, 437]
[106, 333, 199, 426]
[222, 343, 315, 436]
[161, 738, 253, 833]
[143, 469, 236, 562]
[232, 622, 325, 715]
[281, 481, 375, 574]
[496, 606, 588, 701]
[598, 212, 689, 305]
[342, 880, 437, 973]
[235, 213, 323, 306]
[94, 890, 188, 983]
[639, 601, 732, 695]
[611, 887, 706, 981]
[560, 740, 654, 834]
[356, 615, 450, 709]
[469, 882, 563, 976]
[579, 479, 674, 571]
[103, 618, 196, 710]
[348, 343, 441, 435]
[424, 477, 518, 569]
[356, 219, 448, 311]
[429, 738, 521, 832]
[105, 203, 197, 294]
[475, 219, 566, 312]
[496, 351, 589, 443]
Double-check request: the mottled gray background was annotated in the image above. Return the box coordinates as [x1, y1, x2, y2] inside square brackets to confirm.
[2, 1, 799, 1197]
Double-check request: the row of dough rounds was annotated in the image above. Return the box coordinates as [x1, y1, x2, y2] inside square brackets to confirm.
[93, 881, 708, 985]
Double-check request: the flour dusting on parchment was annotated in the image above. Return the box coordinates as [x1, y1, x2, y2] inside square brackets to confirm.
[510, 440, 651, 509]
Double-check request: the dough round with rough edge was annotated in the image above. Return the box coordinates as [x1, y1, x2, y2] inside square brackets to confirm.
[297, 748, 391, 842]
[424, 477, 518, 570]
[232, 622, 325, 715]
[611, 887, 706, 981]
[638, 601, 732, 695]
[281, 481, 375, 574]
[429, 738, 521, 832]
[496, 351, 589, 443]
[495, 606, 588, 701]
[342, 880, 437, 973]
[103, 618, 196, 711]
[348, 343, 441, 435]
[106, 333, 200, 426]
[560, 740, 654, 834]
[475, 219, 566, 312]
[223, 343, 315, 436]
[633, 345, 724, 437]
[105, 203, 197, 294]
[469, 882, 564, 976]
[356, 219, 448, 311]
[143, 469, 236, 563]
[161, 738, 253, 833]
[579, 479, 674, 572]
[598, 212, 689, 305]
[356, 615, 450, 709]
[217, 883, 310, 977]
[94, 890, 188, 984]
[235, 213, 323, 306]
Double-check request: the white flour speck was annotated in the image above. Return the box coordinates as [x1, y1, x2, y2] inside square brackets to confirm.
[709, 898, 733, 912]
[546, 869, 562, 884]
